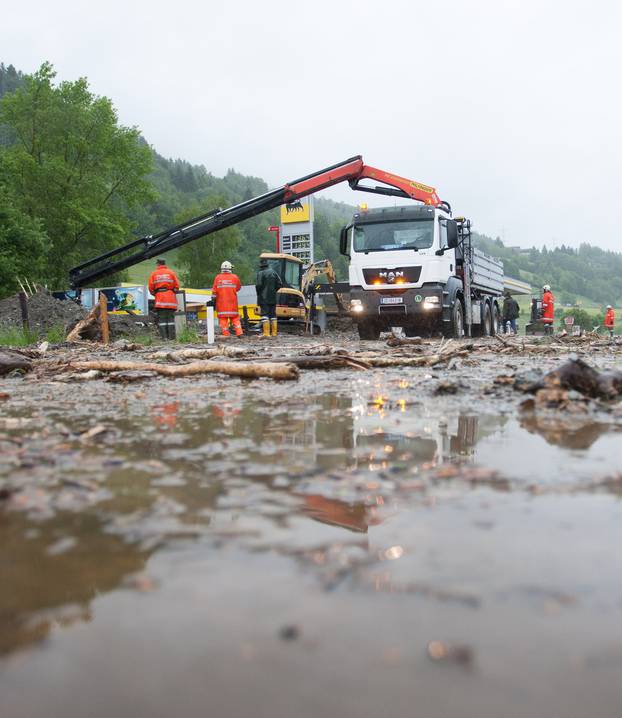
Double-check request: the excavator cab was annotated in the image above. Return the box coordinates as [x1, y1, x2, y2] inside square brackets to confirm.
[258, 252, 307, 320]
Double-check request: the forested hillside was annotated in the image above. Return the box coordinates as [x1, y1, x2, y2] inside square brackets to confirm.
[0, 61, 620, 305]
[472, 234, 622, 306]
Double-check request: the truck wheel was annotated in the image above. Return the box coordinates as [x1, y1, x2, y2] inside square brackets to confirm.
[482, 304, 492, 336]
[445, 300, 464, 338]
[357, 322, 381, 340]
[491, 303, 499, 335]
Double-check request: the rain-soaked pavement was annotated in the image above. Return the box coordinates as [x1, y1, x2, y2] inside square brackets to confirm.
[2, 336, 622, 718]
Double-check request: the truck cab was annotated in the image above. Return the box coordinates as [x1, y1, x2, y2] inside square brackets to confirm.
[340, 204, 463, 339]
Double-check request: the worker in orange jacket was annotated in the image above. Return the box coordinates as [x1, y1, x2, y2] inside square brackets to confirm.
[541, 284, 555, 335]
[212, 260, 243, 337]
[148, 258, 180, 339]
[605, 305, 615, 338]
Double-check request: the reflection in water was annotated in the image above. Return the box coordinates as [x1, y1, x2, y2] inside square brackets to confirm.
[151, 401, 180, 430]
[4, 375, 617, 664]
[3, 391, 505, 656]
[520, 414, 615, 449]
[0, 513, 151, 656]
[302, 494, 383, 533]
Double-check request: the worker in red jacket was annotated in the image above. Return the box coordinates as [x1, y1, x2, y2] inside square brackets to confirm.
[605, 305, 615, 338]
[212, 261, 243, 337]
[148, 258, 180, 339]
[541, 284, 555, 335]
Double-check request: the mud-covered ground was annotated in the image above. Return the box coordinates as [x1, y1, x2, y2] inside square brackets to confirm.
[2, 332, 622, 718]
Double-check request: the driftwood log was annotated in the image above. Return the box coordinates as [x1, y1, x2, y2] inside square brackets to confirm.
[64, 359, 299, 381]
[358, 350, 471, 368]
[146, 346, 255, 361]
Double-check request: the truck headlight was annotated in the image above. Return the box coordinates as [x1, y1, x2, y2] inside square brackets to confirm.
[350, 299, 364, 313]
[423, 296, 440, 309]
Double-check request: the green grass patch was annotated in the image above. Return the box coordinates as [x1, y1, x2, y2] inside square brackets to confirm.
[176, 326, 201, 344]
[132, 332, 155, 346]
[0, 327, 39, 346]
[45, 325, 66, 344]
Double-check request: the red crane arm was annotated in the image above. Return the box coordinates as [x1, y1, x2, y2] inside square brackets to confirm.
[283, 156, 441, 207]
[356, 165, 441, 206]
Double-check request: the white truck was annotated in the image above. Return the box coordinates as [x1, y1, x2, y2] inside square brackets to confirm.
[340, 204, 505, 340]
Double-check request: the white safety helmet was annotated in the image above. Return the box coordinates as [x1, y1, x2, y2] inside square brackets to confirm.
[542, 284, 551, 292]
[607, 305, 613, 309]
[221, 260, 233, 272]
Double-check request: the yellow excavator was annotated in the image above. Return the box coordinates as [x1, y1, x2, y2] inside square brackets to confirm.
[258, 252, 345, 328]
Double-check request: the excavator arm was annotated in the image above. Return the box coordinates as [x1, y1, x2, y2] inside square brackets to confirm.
[69, 155, 443, 288]
[300, 259, 346, 314]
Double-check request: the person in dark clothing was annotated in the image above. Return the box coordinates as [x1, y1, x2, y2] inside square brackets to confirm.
[502, 291, 520, 334]
[255, 258, 283, 337]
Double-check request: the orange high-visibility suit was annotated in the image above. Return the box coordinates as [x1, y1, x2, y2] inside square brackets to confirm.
[148, 265, 180, 309]
[541, 290, 555, 324]
[605, 307, 615, 330]
[212, 272, 243, 336]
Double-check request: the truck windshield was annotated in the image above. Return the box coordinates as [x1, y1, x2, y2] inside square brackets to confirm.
[353, 220, 434, 253]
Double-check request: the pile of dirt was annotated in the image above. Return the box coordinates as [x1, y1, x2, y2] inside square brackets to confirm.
[0, 291, 86, 334]
[0, 290, 149, 339]
[325, 315, 357, 339]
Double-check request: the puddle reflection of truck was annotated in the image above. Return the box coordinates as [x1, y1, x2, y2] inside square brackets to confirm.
[353, 407, 507, 468]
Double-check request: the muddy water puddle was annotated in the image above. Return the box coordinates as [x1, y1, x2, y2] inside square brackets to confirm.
[2, 366, 622, 718]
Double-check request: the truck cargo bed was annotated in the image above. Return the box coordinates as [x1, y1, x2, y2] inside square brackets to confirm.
[471, 249, 504, 295]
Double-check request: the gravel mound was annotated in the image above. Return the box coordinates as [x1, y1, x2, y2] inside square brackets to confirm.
[0, 290, 86, 334]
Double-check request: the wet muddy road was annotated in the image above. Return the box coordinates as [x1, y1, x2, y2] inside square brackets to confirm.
[2, 337, 622, 718]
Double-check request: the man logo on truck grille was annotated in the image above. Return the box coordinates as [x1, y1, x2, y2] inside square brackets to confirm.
[379, 271, 404, 284]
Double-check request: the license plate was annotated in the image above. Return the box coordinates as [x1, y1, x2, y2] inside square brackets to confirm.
[381, 296, 403, 305]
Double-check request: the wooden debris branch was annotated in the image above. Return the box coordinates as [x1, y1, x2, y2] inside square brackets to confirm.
[359, 349, 471, 368]
[99, 292, 110, 344]
[386, 335, 423, 347]
[146, 346, 255, 361]
[267, 355, 371, 370]
[63, 359, 299, 381]
[66, 303, 101, 342]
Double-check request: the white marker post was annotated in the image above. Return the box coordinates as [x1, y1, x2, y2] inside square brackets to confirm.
[206, 302, 215, 344]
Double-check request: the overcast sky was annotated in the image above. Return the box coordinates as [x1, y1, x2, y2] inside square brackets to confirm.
[3, 0, 621, 249]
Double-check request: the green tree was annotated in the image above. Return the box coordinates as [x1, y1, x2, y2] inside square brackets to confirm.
[0, 62, 154, 288]
[0, 164, 47, 297]
[176, 196, 242, 287]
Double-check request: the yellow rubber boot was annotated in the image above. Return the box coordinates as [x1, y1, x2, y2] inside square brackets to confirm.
[271, 318, 278, 337]
[262, 319, 271, 337]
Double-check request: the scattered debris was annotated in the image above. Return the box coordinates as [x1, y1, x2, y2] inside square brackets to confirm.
[0, 350, 32, 376]
[278, 625, 300, 641]
[66, 303, 102, 342]
[79, 425, 108, 441]
[386, 335, 423, 347]
[434, 380, 460, 395]
[516, 356, 622, 400]
[427, 640, 474, 666]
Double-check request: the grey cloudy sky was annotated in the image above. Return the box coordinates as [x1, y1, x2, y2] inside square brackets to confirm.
[4, 0, 621, 249]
